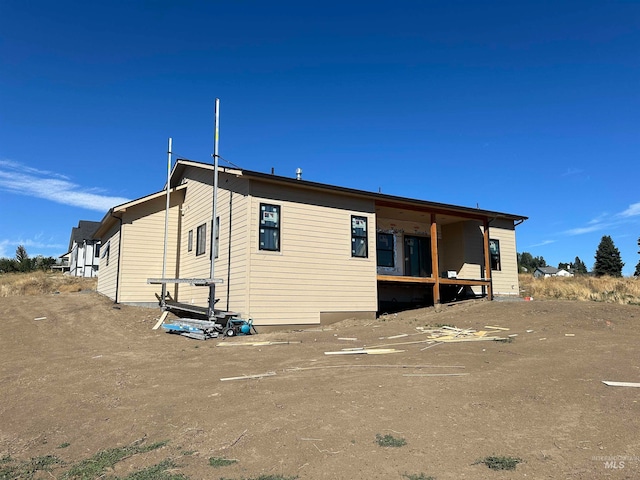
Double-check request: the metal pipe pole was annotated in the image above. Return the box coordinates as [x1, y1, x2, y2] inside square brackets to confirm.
[208, 99, 220, 318]
[161, 137, 172, 305]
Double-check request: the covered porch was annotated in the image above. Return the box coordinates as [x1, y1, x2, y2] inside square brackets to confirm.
[374, 200, 498, 312]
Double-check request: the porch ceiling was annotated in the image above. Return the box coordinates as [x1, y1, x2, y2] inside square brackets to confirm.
[375, 205, 471, 226]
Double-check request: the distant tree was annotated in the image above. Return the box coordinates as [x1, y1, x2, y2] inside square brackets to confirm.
[518, 252, 547, 273]
[573, 256, 588, 275]
[15, 245, 34, 272]
[558, 262, 570, 270]
[635, 237, 640, 277]
[34, 255, 56, 271]
[15, 245, 28, 263]
[518, 252, 532, 272]
[0, 257, 18, 273]
[594, 235, 624, 277]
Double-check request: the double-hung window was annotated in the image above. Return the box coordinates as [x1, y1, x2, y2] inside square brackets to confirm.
[259, 204, 280, 251]
[351, 216, 368, 258]
[196, 223, 206, 256]
[212, 217, 220, 259]
[489, 239, 501, 271]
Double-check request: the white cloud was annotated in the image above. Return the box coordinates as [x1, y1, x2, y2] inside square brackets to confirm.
[564, 224, 606, 236]
[619, 202, 640, 218]
[561, 167, 584, 177]
[529, 240, 556, 247]
[0, 238, 65, 259]
[0, 159, 130, 212]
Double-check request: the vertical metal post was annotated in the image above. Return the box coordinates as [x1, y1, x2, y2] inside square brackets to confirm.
[161, 138, 172, 306]
[208, 99, 220, 319]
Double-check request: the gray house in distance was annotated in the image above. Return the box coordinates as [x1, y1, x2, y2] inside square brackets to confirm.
[63, 220, 101, 277]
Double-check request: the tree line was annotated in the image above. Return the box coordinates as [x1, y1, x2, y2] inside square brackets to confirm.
[0, 245, 57, 273]
[520, 235, 640, 277]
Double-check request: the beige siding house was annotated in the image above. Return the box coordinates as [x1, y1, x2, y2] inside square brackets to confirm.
[94, 159, 526, 327]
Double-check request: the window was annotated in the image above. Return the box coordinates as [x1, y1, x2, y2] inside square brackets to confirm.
[211, 217, 220, 259]
[351, 216, 368, 258]
[187, 230, 193, 252]
[94, 243, 100, 258]
[376, 232, 394, 267]
[100, 241, 110, 266]
[259, 204, 280, 251]
[196, 223, 206, 256]
[489, 239, 501, 271]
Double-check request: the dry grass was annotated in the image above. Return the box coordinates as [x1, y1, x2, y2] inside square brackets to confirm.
[0, 271, 97, 297]
[519, 273, 640, 304]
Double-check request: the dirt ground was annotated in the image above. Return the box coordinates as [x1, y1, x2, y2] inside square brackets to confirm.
[1, 292, 639, 479]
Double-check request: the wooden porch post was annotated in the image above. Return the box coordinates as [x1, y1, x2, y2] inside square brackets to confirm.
[483, 219, 493, 300]
[430, 213, 440, 304]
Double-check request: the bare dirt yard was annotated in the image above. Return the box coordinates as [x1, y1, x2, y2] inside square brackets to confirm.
[1, 292, 639, 479]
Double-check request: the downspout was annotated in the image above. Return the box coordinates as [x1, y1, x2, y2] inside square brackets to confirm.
[226, 191, 233, 311]
[82, 240, 88, 277]
[112, 213, 124, 304]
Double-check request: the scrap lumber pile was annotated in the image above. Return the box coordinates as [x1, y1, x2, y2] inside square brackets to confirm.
[413, 325, 508, 343]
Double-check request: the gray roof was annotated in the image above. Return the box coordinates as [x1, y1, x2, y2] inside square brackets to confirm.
[536, 266, 559, 275]
[68, 220, 101, 251]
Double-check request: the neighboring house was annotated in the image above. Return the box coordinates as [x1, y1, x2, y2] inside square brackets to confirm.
[63, 220, 102, 277]
[51, 253, 71, 273]
[94, 160, 527, 327]
[533, 266, 573, 278]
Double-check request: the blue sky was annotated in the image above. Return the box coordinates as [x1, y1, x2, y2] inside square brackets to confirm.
[1, 1, 639, 273]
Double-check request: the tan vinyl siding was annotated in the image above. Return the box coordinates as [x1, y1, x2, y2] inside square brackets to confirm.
[439, 222, 465, 276]
[247, 181, 378, 325]
[487, 219, 519, 296]
[117, 195, 182, 304]
[96, 223, 120, 300]
[175, 167, 249, 313]
[460, 221, 485, 279]
[438, 221, 484, 279]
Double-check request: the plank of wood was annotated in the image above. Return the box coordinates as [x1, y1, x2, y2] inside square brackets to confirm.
[284, 364, 465, 372]
[152, 311, 169, 330]
[324, 348, 405, 355]
[602, 381, 640, 388]
[386, 334, 409, 339]
[217, 341, 300, 347]
[436, 336, 504, 343]
[484, 325, 510, 331]
[220, 372, 276, 381]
